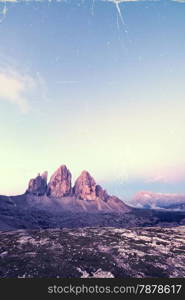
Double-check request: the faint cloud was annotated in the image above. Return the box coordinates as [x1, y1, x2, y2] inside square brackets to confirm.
[146, 175, 169, 184]
[105, 0, 185, 2]
[0, 69, 35, 113]
[0, 0, 17, 2]
[56, 80, 80, 84]
[0, 0, 185, 3]
[0, 0, 17, 3]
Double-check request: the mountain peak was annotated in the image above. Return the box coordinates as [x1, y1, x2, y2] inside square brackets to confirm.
[47, 165, 72, 197]
[26, 172, 47, 196]
[73, 170, 96, 200]
[41, 171, 48, 181]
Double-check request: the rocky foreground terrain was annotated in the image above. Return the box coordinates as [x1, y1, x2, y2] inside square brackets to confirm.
[0, 226, 185, 278]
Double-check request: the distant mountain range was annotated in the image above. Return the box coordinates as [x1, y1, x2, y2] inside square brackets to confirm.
[130, 191, 185, 211]
[1, 165, 185, 231]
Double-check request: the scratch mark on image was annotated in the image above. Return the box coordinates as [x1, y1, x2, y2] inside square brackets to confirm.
[114, 0, 125, 25]
[0, 1, 8, 23]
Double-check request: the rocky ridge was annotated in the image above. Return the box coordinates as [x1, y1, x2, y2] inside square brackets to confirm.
[2, 166, 185, 231]
[26, 165, 129, 213]
[47, 165, 72, 197]
[27, 172, 48, 196]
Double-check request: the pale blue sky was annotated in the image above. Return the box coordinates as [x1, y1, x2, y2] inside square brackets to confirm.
[0, 0, 185, 200]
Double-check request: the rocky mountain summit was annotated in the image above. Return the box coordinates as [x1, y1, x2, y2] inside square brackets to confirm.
[25, 165, 130, 213]
[47, 165, 72, 197]
[27, 172, 48, 196]
[73, 170, 97, 200]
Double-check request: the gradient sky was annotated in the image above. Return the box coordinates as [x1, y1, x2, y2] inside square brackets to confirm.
[0, 0, 185, 200]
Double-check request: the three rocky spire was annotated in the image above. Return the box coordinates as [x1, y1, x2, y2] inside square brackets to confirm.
[27, 165, 108, 201]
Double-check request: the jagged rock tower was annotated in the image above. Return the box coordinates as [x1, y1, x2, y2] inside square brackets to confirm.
[47, 165, 72, 197]
[27, 172, 48, 196]
[26, 164, 130, 213]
